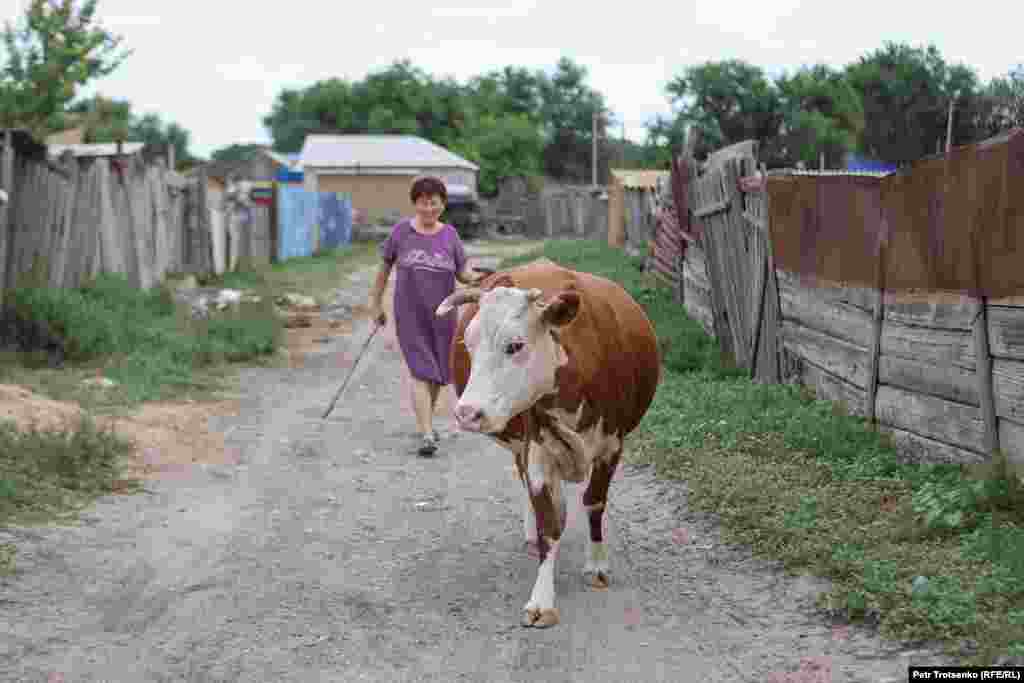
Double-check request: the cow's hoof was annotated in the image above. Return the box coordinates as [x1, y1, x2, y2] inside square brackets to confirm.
[522, 607, 560, 628]
[585, 570, 610, 590]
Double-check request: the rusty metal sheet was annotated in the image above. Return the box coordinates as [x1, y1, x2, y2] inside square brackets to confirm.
[767, 128, 1024, 298]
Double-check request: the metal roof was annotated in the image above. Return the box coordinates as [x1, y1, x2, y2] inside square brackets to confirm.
[610, 169, 669, 189]
[300, 134, 478, 171]
[767, 168, 893, 178]
[48, 142, 145, 158]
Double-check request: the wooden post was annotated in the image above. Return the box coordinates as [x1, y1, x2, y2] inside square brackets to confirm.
[0, 130, 12, 299]
[866, 241, 887, 424]
[749, 247, 769, 380]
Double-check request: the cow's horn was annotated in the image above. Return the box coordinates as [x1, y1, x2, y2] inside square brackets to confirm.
[436, 288, 482, 317]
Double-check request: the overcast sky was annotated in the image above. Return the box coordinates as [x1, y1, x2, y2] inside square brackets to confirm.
[45, 0, 1023, 159]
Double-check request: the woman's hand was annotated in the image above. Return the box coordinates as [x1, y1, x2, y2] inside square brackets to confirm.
[369, 305, 387, 327]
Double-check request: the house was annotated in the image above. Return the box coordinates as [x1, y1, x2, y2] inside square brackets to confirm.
[47, 141, 146, 158]
[299, 134, 479, 220]
[187, 147, 301, 269]
[607, 169, 669, 253]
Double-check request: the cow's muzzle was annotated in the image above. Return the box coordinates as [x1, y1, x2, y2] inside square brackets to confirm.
[454, 403, 485, 432]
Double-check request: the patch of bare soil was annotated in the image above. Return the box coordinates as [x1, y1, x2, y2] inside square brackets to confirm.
[0, 383, 241, 482]
[279, 308, 359, 369]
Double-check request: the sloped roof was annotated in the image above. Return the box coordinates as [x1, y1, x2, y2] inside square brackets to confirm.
[48, 142, 145, 158]
[300, 134, 478, 171]
[610, 169, 669, 190]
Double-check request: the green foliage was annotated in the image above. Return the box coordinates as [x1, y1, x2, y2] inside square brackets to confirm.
[65, 94, 196, 167]
[665, 59, 784, 160]
[0, 0, 131, 138]
[775, 64, 864, 167]
[4, 273, 282, 403]
[845, 42, 987, 163]
[0, 413, 136, 527]
[262, 57, 611, 187]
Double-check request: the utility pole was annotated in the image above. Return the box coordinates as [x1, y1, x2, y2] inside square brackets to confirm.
[945, 94, 957, 154]
[622, 120, 627, 169]
[592, 111, 598, 187]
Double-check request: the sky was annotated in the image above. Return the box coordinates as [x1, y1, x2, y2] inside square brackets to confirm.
[24, 0, 1020, 160]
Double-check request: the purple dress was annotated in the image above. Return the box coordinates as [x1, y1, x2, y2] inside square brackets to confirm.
[380, 219, 467, 386]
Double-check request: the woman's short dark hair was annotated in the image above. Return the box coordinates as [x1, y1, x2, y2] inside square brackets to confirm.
[410, 176, 447, 204]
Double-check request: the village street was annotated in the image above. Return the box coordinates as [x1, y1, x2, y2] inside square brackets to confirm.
[0, 244, 950, 682]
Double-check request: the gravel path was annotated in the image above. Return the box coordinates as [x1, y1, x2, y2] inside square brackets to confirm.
[0, 252, 953, 682]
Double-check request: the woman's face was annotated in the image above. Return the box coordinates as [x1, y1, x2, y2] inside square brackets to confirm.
[414, 193, 445, 225]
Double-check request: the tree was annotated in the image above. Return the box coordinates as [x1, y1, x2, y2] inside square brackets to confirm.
[663, 59, 784, 160]
[451, 113, 544, 196]
[131, 113, 193, 167]
[66, 94, 196, 168]
[0, 0, 131, 138]
[775, 64, 864, 168]
[845, 42, 987, 164]
[981, 64, 1024, 135]
[210, 143, 267, 164]
[536, 57, 610, 182]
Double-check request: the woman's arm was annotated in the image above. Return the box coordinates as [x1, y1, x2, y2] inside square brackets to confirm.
[368, 260, 393, 321]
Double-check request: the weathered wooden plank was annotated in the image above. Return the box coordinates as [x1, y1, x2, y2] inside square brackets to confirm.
[973, 299, 1000, 455]
[875, 384, 986, 454]
[742, 210, 766, 232]
[0, 131, 13, 300]
[781, 319, 870, 388]
[987, 305, 1024, 360]
[693, 196, 730, 218]
[776, 268, 875, 312]
[999, 417, 1024, 468]
[879, 424, 986, 465]
[800, 357, 867, 417]
[883, 294, 977, 330]
[878, 353, 979, 406]
[96, 160, 125, 275]
[750, 245, 769, 379]
[993, 358, 1024, 423]
[880, 319, 976, 369]
[778, 277, 874, 348]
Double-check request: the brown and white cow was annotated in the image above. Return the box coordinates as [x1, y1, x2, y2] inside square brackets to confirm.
[435, 257, 661, 628]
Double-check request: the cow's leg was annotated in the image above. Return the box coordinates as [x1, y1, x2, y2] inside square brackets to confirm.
[522, 444, 563, 628]
[582, 445, 622, 590]
[524, 481, 568, 559]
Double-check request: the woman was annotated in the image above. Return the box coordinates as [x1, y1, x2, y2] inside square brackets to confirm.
[368, 176, 485, 456]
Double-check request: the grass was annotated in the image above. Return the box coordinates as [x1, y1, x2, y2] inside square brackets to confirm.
[1, 243, 381, 409]
[498, 239, 1024, 665]
[0, 243, 381, 561]
[198, 241, 381, 307]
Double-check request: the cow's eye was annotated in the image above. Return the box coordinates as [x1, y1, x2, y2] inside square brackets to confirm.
[505, 341, 524, 356]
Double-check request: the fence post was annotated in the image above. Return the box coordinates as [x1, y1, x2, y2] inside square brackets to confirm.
[970, 226, 999, 456]
[866, 242, 886, 424]
[0, 130, 12, 299]
[866, 192, 888, 424]
[974, 296, 999, 456]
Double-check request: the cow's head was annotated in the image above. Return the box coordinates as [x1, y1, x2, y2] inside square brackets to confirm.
[436, 284, 580, 433]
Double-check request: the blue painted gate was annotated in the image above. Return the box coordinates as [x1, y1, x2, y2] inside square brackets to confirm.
[276, 184, 353, 261]
[318, 191, 353, 250]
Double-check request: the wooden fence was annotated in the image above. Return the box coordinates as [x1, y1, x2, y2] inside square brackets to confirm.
[665, 136, 1024, 467]
[0, 131, 213, 295]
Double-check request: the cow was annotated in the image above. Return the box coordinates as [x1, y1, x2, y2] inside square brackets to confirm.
[435, 257, 661, 628]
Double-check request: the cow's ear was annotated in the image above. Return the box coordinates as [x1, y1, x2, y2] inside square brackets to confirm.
[540, 291, 580, 328]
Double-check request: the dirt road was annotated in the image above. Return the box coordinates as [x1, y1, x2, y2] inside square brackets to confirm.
[0, 244, 949, 682]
